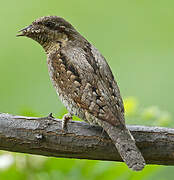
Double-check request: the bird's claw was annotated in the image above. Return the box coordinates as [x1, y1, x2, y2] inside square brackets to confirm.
[62, 113, 72, 132]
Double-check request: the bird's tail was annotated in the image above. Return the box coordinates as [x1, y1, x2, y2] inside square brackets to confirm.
[98, 120, 145, 171]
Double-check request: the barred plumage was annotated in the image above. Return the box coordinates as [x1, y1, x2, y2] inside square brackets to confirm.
[17, 16, 145, 171]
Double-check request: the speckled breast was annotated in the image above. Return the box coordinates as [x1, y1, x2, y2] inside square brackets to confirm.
[47, 52, 88, 122]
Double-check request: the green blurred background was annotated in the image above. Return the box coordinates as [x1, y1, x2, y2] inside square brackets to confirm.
[0, 0, 174, 179]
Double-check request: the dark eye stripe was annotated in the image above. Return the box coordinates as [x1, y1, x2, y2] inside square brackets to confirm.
[44, 21, 55, 29]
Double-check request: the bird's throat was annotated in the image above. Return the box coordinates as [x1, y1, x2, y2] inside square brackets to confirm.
[43, 42, 61, 55]
[43, 34, 69, 55]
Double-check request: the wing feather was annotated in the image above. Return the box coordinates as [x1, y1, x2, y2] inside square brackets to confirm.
[59, 43, 125, 126]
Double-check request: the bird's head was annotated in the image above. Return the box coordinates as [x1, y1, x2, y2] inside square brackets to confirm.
[17, 16, 78, 52]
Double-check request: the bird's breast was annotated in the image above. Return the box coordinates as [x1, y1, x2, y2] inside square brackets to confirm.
[46, 53, 86, 120]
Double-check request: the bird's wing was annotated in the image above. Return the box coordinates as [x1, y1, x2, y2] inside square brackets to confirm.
[60, 43, 125, 126]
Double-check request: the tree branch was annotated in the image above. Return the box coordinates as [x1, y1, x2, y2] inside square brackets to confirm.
[0, 113, 174, 165]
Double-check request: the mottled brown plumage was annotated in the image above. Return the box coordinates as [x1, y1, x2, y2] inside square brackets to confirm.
[17, 16, 145, 170]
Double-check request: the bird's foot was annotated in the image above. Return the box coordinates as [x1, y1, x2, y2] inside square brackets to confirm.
[62, 113, 72, 131]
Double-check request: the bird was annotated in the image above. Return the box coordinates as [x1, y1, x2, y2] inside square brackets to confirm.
[17, 16, 145, 171]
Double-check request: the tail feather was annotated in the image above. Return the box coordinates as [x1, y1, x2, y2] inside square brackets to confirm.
[97, 120, 145, 171]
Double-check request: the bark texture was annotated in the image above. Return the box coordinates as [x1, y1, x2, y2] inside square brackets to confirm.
[0, 113, 174, 166]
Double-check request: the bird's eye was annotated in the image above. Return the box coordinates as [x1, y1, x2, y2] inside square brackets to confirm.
[44, 21, 55, 29]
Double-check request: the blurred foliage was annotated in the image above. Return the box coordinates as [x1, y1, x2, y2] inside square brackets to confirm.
[1, 0, 174, 179]
[124, 97, 171, 127]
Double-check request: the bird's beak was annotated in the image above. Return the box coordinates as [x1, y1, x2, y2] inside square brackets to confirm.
[16, 25, 32, 37]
